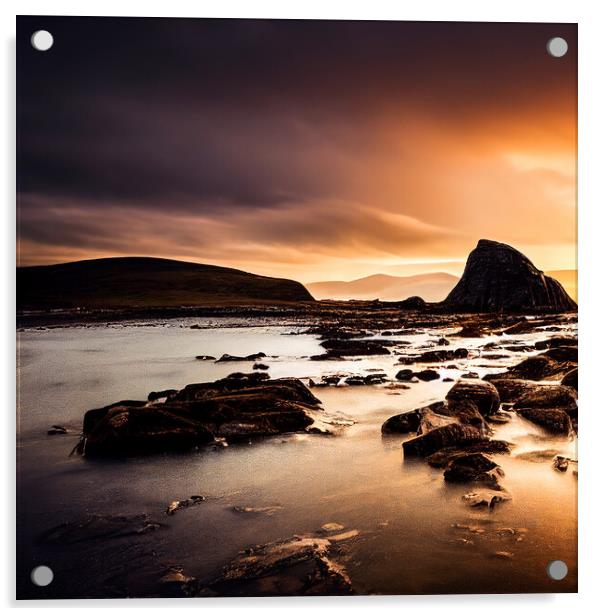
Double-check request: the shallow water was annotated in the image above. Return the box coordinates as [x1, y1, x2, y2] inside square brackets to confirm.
[16, 318, 577, 598]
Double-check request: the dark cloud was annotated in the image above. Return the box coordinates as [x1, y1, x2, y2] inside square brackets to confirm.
[16, 17, 577, 275]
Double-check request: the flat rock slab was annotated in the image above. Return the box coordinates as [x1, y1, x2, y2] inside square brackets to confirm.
[199, 534, 355, 596]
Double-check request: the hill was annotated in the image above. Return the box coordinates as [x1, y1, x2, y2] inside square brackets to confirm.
[17, 257, 314, 310]
[442, 240, 577, 313]
[307, 272, 459, 302]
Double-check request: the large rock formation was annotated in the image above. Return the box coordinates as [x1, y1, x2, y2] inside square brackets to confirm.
[442, 239, 576, 313]
[76, 373, 321, 457]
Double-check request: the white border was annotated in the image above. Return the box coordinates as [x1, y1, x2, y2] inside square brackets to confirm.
[2, 1, 601, 613]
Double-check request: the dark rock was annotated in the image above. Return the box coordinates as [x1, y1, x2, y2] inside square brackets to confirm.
[381, 410, 421, 434]
[443, 453, 503, 488]
[148, 389, 178, 402]
[548, 336, 578, 348]
[252, 363, 270, 370]
[514, 384, 577, 418]
[78, 377, 321, 457]
[195, 355, 216, 361]
[455, 325, 484, 338]
[216, 352, 267, 363]
[395, 369, 414, 381]
[200, 534, 353, 596]
[437, 400, 489, 434]
[461, 372, 479, 379]
[446, 380, 500, 416]
[437, 337, 450, 346]
[399, 348, 468, 364]
[561, 368, 578, 391]
[442, 239, 577, 313]
[516, 408, 572, 435]
[543, 346, 578, 363]
[426, 440, 511, 468]
[397, 296, 426, 310]
[485, 354, 570, 382]
[402, 423, 483, 457]
[320, 339, 391, 357]
[484, 378, 539, 403]
[414, 369, 440, 382]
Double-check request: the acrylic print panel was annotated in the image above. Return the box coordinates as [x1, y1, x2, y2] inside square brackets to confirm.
[16, 16, 577, 599]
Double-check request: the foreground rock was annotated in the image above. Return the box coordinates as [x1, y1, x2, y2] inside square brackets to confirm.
[166, 495, 206, 516]
[442, 239, 577, 312]
[77, 373, 322, 457]
[443, 453, 504, 488]
[426, 440, 511, 467]
[513, 384, 577, 435]
[403, 424, 483, 457]
[446, 380, 500, 416]
[199, 534, 354, 596]
[314, 338, 392, 360]
[484, 352, 575, 382]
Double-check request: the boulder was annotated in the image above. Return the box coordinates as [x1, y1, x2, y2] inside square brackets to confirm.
[561, 368, 578, 391]
[514, 384, 577, 418]
[443, 453, 504, 488]
[484, 378, 539, 403]
[484, 354, 569, 382]
[516, 408, 572, 435]
[200, 534, 354, 596]
[426, 440, 511, 468]
[319, 339, 391, 357]
[381, 410, 422, 434]
[397, 296, 426, 310]
[216, 352, 267, 363]
[402, 423, 483, 457]
[442, 239, 576, 313]
[543, 346, 578, 363]
[395, 369, 414, 381]
[446, 380, 500, 416]
[414, 369, 440, 382]
[78, 376, 321, 457]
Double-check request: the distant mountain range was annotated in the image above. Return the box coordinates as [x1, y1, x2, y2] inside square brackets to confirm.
[17, 257, 314, 310]
[307, 272, 459, 302]
[16, 253, 577, 313]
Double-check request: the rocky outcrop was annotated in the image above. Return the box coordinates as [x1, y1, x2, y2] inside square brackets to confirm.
[443, 453, 504, 488]
[445, 380, 500, 416]
[77, 373, 321, 457]
[199, 533, 354, 596]
[402, 424, 483, 457]
[442, 239, 577, 313]
[381, 410, 422, 434]
[513, 383, 577, 434]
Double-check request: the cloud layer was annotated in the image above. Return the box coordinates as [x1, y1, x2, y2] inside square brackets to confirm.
[17, 17, 577, 280]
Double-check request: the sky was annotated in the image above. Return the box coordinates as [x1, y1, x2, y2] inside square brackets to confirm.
[17, 17, 577, 283]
